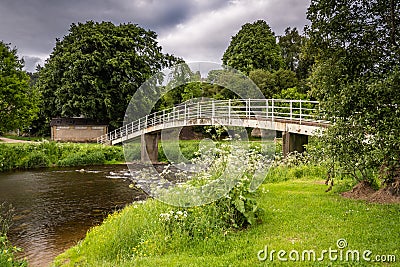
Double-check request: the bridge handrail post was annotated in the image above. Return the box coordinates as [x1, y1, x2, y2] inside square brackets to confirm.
[212, 100, 215, 123]
[184, 103, 187, 124]
[145, 115, 148, 128]
[299, 100, 302, 124]
[266, 99, 269, 119]
[248, 98, 251, 119]
[317, 102, 322, 122]
[162, 110, 165, 123]
[271, 99, 275, 121]
[290, 100, 293, 120]
[245, 99, 248, 118]
[228, 99, 231, 124]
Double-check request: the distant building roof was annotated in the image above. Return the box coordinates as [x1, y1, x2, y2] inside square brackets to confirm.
[50, 118, 108, 127]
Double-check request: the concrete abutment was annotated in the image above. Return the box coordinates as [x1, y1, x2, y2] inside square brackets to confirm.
[141, 132, 159, 163]
[282, 132, 308, 156]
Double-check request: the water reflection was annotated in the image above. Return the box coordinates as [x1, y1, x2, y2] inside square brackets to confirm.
[0, 165, 144, 267]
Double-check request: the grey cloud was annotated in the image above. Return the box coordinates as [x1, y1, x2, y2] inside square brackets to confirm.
[0, 0, 309, 72]
[266, 0, 311, 34]
[22, 56, 44, 72]
[159, 0, 310, 64]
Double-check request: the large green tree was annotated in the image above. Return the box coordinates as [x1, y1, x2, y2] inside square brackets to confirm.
[222, 20, 283, 75]
[0, 42, 40, 133]
[249, 68, 299, 98]
[307, 0, 400, 187]
[156, 65, 202, 109]
[307, 0, 399, 79]
[278, 27, 303, 73]
[37, 21, 179, 128]
[278, 27, 315, 81]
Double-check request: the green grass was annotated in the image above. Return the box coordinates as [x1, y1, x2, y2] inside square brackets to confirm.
[158, 140, 201, 162]
[53, 164, 400, 266]
[157, 139, 279, 163]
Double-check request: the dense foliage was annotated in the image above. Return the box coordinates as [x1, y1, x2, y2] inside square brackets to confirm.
[0, 42, 40, 133]
[306, 0, 400, 185]
[278, 27, 315, 81]
[249, 68, 299, 98]
[221, 22, 312, 99]
[278, 27, 303, 73]
[36, 21, 179, 129]
[222, 20, 283, 75]
[0, 142, 124, 172]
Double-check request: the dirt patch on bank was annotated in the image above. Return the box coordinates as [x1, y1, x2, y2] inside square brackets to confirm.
[369, 180, 400, 204]
[0, 136, 33, 143]
[341, 180, 400, 204]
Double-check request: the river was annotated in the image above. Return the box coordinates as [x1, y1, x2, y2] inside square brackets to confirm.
[0, 164, 144, 266]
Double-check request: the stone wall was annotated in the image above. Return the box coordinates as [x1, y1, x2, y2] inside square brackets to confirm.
[51, 125, 107, 142]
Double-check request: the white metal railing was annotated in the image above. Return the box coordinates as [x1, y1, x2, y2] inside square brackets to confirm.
[97, 99, 329, 144]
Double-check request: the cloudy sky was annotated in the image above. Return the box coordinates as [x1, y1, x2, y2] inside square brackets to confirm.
[0, 0, 311, 72]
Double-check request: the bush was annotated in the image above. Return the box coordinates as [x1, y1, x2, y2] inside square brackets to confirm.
[0, 143, 124, 171]
[18, 152, 50, 169]
[152, 141, 266, 229]
[0, 144, 23, 171]
[58, 151, 106, 167]
[102, 146, 124, 162]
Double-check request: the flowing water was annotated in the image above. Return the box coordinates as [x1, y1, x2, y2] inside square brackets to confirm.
[0, 164, 145, 266]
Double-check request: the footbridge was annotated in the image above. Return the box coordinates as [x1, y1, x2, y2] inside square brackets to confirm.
[97, 99, 330, 162]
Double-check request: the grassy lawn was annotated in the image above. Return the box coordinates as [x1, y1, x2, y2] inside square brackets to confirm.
[53, 165, 400, 266]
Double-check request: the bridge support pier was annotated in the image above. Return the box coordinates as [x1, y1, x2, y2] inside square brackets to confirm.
[141, 133, 159, 163]
[282, 132, 308, 156]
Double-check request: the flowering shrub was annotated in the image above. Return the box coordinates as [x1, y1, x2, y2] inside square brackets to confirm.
[143, 140, 271, 234]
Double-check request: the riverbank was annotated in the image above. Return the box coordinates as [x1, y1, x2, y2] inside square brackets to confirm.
[0, 140, 272, 172]
[54, 164, 400, 266]
[0, 142, 125, 172]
